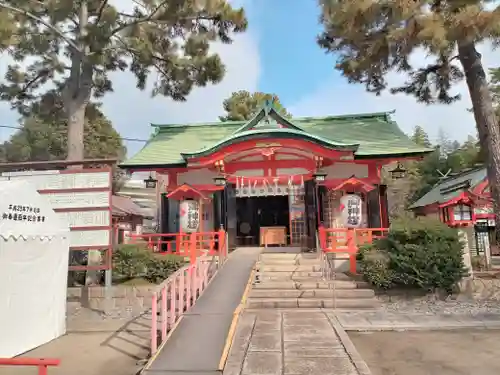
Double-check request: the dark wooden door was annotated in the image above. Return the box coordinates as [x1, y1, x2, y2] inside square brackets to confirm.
[224, 183, 237, 250]
[304, 180, 318, 250]
[366, 186, 382, 228]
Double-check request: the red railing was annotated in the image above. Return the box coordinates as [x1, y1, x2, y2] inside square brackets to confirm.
[0, 358, 60, 375]
[150, 258, 212, 355]
[127, 230, 225, 263]
[318, 227, 389, 274]
[144, 230, 227, 355]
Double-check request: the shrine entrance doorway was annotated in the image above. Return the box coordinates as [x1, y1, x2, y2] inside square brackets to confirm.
[236, 195, 290, 247]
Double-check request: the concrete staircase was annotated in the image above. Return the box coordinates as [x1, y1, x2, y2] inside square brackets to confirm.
[247, 253, 379, 309]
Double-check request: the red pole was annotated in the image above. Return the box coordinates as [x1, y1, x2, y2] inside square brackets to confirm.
[347, 229, 357, 274]
[151, 292, 158, 355]
[189, 232, 197, 265]
[318, 225, 326, 250]
[38, 365, 48, 375]
[218, 228, 226, 259]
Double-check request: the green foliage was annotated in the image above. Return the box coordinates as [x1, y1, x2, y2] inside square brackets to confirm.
[144, 254, 186, 284]
[113, 244, 185, 284]
[220, 91, 291, 121]
[0, 1, 247, 106]
[411, 126, 431, 148]
[385, 124, 484, 216]
[0, 0, 247, 160]
[358, 218, 468, 293]
[0, 92, 125, 163]
[357, 244, 395, 289]
[112, 244, 150, 282]
[317, 0, 497, 104]
[317, 0, 500, 229]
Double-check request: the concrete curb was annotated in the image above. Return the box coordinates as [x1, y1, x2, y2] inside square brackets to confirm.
[325, 313, 372, 375]
[218, 267, 256, 370]
[342, 321, 500, 331]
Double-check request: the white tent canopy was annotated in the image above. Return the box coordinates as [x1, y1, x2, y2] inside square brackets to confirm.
[0, 180, 70, 357]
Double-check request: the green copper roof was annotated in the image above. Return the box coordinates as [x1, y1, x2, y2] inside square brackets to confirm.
[122, 105, 433, 167]
[182, 128, 360, 159]
[409, 167, 487, 209]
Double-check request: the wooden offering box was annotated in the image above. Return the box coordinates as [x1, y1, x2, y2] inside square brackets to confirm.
[260, 226, 287, 247]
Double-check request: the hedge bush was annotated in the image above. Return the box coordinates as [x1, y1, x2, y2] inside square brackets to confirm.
[113, 244, 185, 284]
[144, 254, 186, 284]
[358, 218, 468, 293]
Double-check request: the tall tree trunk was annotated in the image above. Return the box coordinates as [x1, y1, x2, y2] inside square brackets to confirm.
[458, 41, 500, 264]
[66, 100, 86, 161]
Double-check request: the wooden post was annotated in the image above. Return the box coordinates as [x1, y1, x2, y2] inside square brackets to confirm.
[318, 225, 326, 250]
[347, 228, 357, 274]
[218, 227, 226, 261]
[189, 232, 197, 265]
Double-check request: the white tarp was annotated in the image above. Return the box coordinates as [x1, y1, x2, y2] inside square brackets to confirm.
[0, 180, 70, 357]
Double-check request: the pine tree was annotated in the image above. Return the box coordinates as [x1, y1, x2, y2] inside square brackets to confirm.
[1, 91, 125, 163]
[411, 125, 431, 147]
[0, 0, 247, 161]
[220, 91, 291, 121]
[318, 0, 500, 235]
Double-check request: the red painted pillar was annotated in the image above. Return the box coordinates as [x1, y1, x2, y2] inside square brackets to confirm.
[347, 229, 357, 274]
[189, 232, 197, 265]
[318, 225, 326, 250]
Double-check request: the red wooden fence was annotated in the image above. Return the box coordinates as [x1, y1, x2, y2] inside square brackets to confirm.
[127, 229, 226, 264]
[0, 358, 60, 375]
[318, 226, 388, 273]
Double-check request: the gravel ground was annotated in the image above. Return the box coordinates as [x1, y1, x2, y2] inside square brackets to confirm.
[350, 330, 500, 375]
[380, 297, 500, 315]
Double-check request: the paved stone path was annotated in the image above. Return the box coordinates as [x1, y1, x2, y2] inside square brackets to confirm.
[336, 311, 500, 331]
[223, 310, 369, 375]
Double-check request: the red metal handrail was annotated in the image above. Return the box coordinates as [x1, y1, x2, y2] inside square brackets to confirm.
[0, 358, 60, 375]
[318, 227, 389, 273]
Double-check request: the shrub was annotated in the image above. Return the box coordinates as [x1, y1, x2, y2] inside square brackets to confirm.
[113, 244, 186, 284]
[359, 218, 468, 293]
[112, 244, 150, 282]
[144, 254, 186, 284]
[357, 244, 395, 289]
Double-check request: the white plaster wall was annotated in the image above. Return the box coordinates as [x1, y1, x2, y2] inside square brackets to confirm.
[323, 163, 368, 179]
[277, 168, 310, 175]
[275, 154, 302, 160]
[234, 169, 264, 177]
[238, 155, 264, 161]
[177, 168, 218, 185]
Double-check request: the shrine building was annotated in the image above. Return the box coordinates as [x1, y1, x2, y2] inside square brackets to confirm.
[120, 101, 432, 250]
[410, 167, 500, 266]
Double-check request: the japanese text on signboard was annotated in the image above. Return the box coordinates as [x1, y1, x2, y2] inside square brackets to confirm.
[187, 202, 199, 231]
[2, 204, 46, 223]
[340, 194, 362, 228]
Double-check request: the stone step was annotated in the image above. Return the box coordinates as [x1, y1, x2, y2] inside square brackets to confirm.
[248, 288, 375, 299]
[252, 280, 365, 290]
[246, 297, 379, 309]
[257, 258, 321, 266]
[256, 264, 322, 272]
[257, 271, 324, 279]
[259, 253, 300, 260]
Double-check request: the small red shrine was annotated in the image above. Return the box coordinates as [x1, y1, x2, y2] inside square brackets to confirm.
[121, 101, 431, 251]
[410, 167, 499, 265]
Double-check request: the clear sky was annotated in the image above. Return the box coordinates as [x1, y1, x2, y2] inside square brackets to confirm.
[0, 0, 496, 157]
